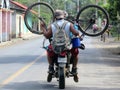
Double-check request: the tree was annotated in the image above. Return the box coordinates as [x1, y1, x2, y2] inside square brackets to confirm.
[14, 0, 38, 6]
[105, 0, 120, 21]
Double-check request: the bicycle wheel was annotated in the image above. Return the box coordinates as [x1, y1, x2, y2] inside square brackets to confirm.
[76, 5, 109, 36]
[65, 16, 75, 24]
[24, 2, 54, 35]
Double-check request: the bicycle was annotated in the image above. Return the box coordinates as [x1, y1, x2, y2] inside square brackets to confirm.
[24, 2, 109, 89]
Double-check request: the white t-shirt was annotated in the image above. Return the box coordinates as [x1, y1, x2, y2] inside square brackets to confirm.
[51, 19, 71, 39]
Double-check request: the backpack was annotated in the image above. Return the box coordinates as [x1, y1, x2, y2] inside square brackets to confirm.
[51, 21, 70, 54]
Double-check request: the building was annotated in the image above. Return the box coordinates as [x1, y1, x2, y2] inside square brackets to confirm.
[10, 0, 30, 38]
[0, 0, 31, 43]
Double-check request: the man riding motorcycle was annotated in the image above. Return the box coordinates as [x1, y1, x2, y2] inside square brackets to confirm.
[40, 10, 81, 82]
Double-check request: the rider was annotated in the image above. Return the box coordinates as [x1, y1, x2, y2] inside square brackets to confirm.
[40, 10, 81, 82]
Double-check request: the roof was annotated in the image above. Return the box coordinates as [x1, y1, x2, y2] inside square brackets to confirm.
[10, 0, 37, 14]
[10, 0, 27, 10]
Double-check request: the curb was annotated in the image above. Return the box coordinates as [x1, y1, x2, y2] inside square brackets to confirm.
[0, 34, 41, 48]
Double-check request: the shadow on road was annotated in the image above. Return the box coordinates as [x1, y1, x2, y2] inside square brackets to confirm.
[2, 81, 120, 90]
[0, 55, 47, 64]
[0, 46, 120, 67]
[79, 46, 120, 67]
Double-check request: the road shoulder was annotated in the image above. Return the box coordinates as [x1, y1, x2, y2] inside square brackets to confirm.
[97, 36, 120, 55]
[0, 34, 41, 48]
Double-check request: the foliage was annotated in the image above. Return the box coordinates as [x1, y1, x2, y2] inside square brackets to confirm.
[14, 0, 94, 15]
[103, 0, 120, 21]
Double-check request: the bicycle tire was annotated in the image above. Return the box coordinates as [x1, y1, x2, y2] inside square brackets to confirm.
[24, 2, 54, 35]
[65, 16, 75, 24]
[76, 5, 109, 36]
[65, 18, 74, 24]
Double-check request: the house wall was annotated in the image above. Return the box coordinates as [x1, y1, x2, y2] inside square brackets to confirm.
[11, 12, 30, 38]
[0, 10, 2, 43]
[16, 14, 23, 38]
[23, 14, 31, 34]
[21, 14, 24, 34]
[6, 10, 11, 41]
[0, 1, 32, 43]
[0, 9, 12, 42]
[2, 9, 7, 42]
[11, 12, 16, 38]
[16, 13, 31, 38]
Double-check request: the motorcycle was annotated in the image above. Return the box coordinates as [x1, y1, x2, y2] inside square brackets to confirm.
[43, 37, 85, 89]
[24, 2, 109, 89]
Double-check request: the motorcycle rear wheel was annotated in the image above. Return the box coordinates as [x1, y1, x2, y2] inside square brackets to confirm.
[59, 67, 65, 89]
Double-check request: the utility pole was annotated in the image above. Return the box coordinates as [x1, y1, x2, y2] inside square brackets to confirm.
[104, 0, 107, 4]
[38, 0, 40, 31]
[96, 0, 98, 5]
[96, 0, 98, 17]
[38, 0, 40, 14]
[77, 0, 79, 13]
[64, 0, 67, 11]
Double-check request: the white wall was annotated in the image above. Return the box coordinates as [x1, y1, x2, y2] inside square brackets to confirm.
[16, 14, 23, 37]
[0, 10, 2, 42]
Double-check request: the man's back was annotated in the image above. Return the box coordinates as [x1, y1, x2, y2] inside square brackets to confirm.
[51, 19, 71, 39]
[51, 19, 71, 54]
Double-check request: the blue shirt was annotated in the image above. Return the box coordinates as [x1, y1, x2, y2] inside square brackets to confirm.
[70, 24, 79, 39]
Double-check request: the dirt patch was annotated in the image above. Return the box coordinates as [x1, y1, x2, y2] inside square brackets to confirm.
[101, 37, 120, 55]
[106, 47, 120, 55]
[98, 38, 120, 55]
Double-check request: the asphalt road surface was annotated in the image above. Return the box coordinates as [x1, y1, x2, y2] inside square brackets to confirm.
[0, 36, 120, 90]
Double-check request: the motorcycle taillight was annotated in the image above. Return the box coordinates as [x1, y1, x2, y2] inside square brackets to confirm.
[59, 51, 66, 57]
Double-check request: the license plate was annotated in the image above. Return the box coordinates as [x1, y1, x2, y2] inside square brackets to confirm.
[58, 57, 67, 63]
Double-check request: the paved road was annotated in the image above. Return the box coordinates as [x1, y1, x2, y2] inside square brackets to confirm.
[0, 36, 120, 90]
